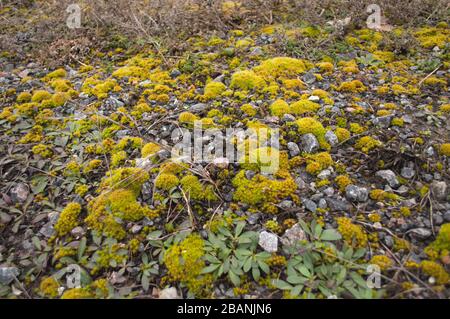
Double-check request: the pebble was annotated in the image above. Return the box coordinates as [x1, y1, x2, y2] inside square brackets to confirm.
[376, 170, 400, 188]
[10, 183, 29, 203]
[190, 103, 207, 113]
[431, 181, 447, 200]
[326, 197, 352, 211]
[301, 133, 319, 153]
[325, 130, 339, 147]
[281, 224, 307, 247]
[0, 267, 19, 285]
[345, 185, 369, 202]
[258, 231, 278, 253]
[401, 167, 415, 179]
[303, 199, 317, 212]
[409, 228, 432, 240]
[287, 142, 300, 157]
[159, 287, 180, 299]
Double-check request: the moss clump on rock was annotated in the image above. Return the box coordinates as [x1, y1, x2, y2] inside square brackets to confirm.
[54, 202, 82, 236]
[269, 99, 290, 117]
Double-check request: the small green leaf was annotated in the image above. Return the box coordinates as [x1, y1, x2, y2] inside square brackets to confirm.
[320, 229, 342, 241]
[272, 279, 292, 290]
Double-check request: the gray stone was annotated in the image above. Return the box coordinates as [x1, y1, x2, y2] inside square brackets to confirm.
[282, 114, 295, 122]
[39, 223, 55, 238]
[303, 199, 317, 212]
[444, 211, 450, 222]
[425, 146, 435, 157]
[190, 103, 207, 113]
[170, 69, 181, 78]
[247, 213, 261, 225]
[0, 267, 19, 285]
[279, 200, 294, 210]
[281, 224, 307, 246]
[302, 72, 316, 84]
[323, 187, 335, 196]
[71, 226, 85, 237]
[345, 185, 368, 202]
[250, 47, 263, 56]
[287, 142, 300, 157]
[10, 183, 29, 203]
[135, 157, 152, 169]
[401, 167, 415, 179]
[433, 214, 444, 226]
[383, 235, 394, 248]
[295, 177, 308, 190]
[245, 170, 256, 180]
[325, 130, 339, 147]
[159, 287, 180, 299]
[409, 228, 432, 240]
[130, 225, 142, 234]
[317, 169, 332, 180]
[258, 231, 278, 253]
[308, 95, 320, 102]
[376, 170, 400, 188]
[431, 181, 447, 200]
[318, 198, 327, 209]
[301, 133, 319, 153]
[326, 197, 351, 211]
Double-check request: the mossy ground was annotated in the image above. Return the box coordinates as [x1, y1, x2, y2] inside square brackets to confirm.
[0, 16, 449, 299]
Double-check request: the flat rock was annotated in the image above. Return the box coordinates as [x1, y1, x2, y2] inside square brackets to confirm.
[0, 267, 19, 285]
[376, 170, 400, 188]
[301, 133, 319, 153]
[258, 231, 278, 253]
[345, 185, 368, 202]
[281, 224, 307, 246]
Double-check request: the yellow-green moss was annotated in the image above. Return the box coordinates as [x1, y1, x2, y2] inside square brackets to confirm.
[142, 142, 161, 158]
[86, 188, 156, 240]
[270, 99, 290, 117]
[230, 70, 265, 91]
[240, 103, 257, 116]
[337, 80, 367, 93]
[32, 144, 53, 158]
[316, 62, 334, 73]
[203, 81, 226, 100]
[31, 90, 52, 103]
[295, 117, 329, 150]
[180, 174, 217, 201]
[337, 217, 368, 248]
[39, 277, 60, 298]
[16, 92, 31, 103]
[179, 111, 199, 124]
[54, 202, 82, 236]
[305, 152, 334, 175]
[414, 27, 449, 49]
[335, 175, 352, 192]
[155, 173, 180, 190]
[163, 234, 211, 296]
[232, 169, 297, 213]
[370, 255, 393, 271]
[425, 223, 450, 260]
[439, 143, 450, 156]
[44, 68, 67, 80]
[111, 150, 127, 168]
[355, 136, 382, 153]
[290, 100, 320, 115]
[335, 127, 350, 142]
[99, 167, 149, 195]
[253, 57, 310, 79]
[420, 260, 449, 285]
[439, 104, 450, 113]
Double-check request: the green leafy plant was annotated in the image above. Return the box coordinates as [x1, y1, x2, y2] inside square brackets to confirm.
[202, 221, 270, 286]
[272, 219, 384, 299]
